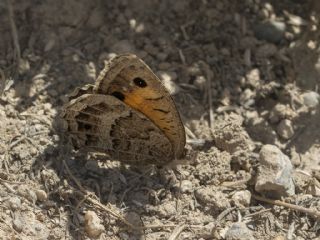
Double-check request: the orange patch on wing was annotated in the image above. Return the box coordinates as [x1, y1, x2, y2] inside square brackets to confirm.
[122, 88, 174, 141]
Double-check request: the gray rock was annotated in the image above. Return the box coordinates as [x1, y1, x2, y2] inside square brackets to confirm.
[253, 20, 286, 43]
[302, 91, 319, 108]
[225, 222, 254, 240]
[255, 145, 295, 197]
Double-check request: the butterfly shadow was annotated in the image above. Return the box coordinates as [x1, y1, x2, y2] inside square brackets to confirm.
[30, 112, 191, 239]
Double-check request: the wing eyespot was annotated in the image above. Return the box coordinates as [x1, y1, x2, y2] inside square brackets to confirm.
[133, 78, 147, 88]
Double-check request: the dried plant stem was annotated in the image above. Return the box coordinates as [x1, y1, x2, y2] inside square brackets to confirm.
[253, 194, 320, 220]
[200, 61, 214, 128]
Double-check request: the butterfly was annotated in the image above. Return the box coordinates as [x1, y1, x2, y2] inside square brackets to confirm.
[61, 54, 186, 165]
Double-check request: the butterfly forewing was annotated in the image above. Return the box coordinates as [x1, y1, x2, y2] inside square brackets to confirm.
[94, 54, 186, 159]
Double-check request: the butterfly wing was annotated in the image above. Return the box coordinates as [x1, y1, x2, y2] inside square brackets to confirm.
[61, 94, 174, 165]
[94, 54, 186, 158]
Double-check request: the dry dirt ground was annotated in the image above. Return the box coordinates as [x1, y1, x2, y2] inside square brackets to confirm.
[0, 0, 320, 239]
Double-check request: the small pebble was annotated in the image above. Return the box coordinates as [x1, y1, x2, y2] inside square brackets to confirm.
[84, 211, 105, 238]
[18, 58, 30, 74]
[195, 187, 231, 211]
[36, 190, 48, 202]
[276, 119, 294, 139]
[0, 108, 5, 116]
[179, 180, 193, 193]
[255, 145, 295, 197]
[302, 91, 319, 108]
[12, 213, 24, 233]
[225, 222, 254, 240]
[245, 68, 261, 88]
[157, 202, 177, 218]
[43, 102, 52, 111]
[39, 137, 48, 145]
[194, 76, 207, 91]
[240, 88, 255, 107]
[269, 104, 288, 123]
[8, 197, 22, 210]
[30, 146, 38, 156]
[125, 212, 142, 226]
[157, 71, 179, 94]
[232, 190, 251, 207]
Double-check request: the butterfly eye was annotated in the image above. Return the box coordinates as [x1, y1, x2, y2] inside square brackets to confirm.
[112, 91, 125, 101]
[133, 78, 147, 88]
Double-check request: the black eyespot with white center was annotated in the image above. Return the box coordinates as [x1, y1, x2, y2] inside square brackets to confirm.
[133, 77, 147, 88]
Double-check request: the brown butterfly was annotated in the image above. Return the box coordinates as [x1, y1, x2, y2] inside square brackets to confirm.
[61, 54, 186, 165]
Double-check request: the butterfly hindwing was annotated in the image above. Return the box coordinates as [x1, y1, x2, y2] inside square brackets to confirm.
[62, 93, 174, 165]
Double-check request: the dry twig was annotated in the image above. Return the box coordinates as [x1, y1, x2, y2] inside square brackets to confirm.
[178, 49, 186, 65]
[200, 61, 214, 128]
[253, 194, 320, 220]
[244, 208, 271, 219]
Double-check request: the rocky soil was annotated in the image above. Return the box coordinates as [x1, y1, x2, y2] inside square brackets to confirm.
[0, 0, 320, 239]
